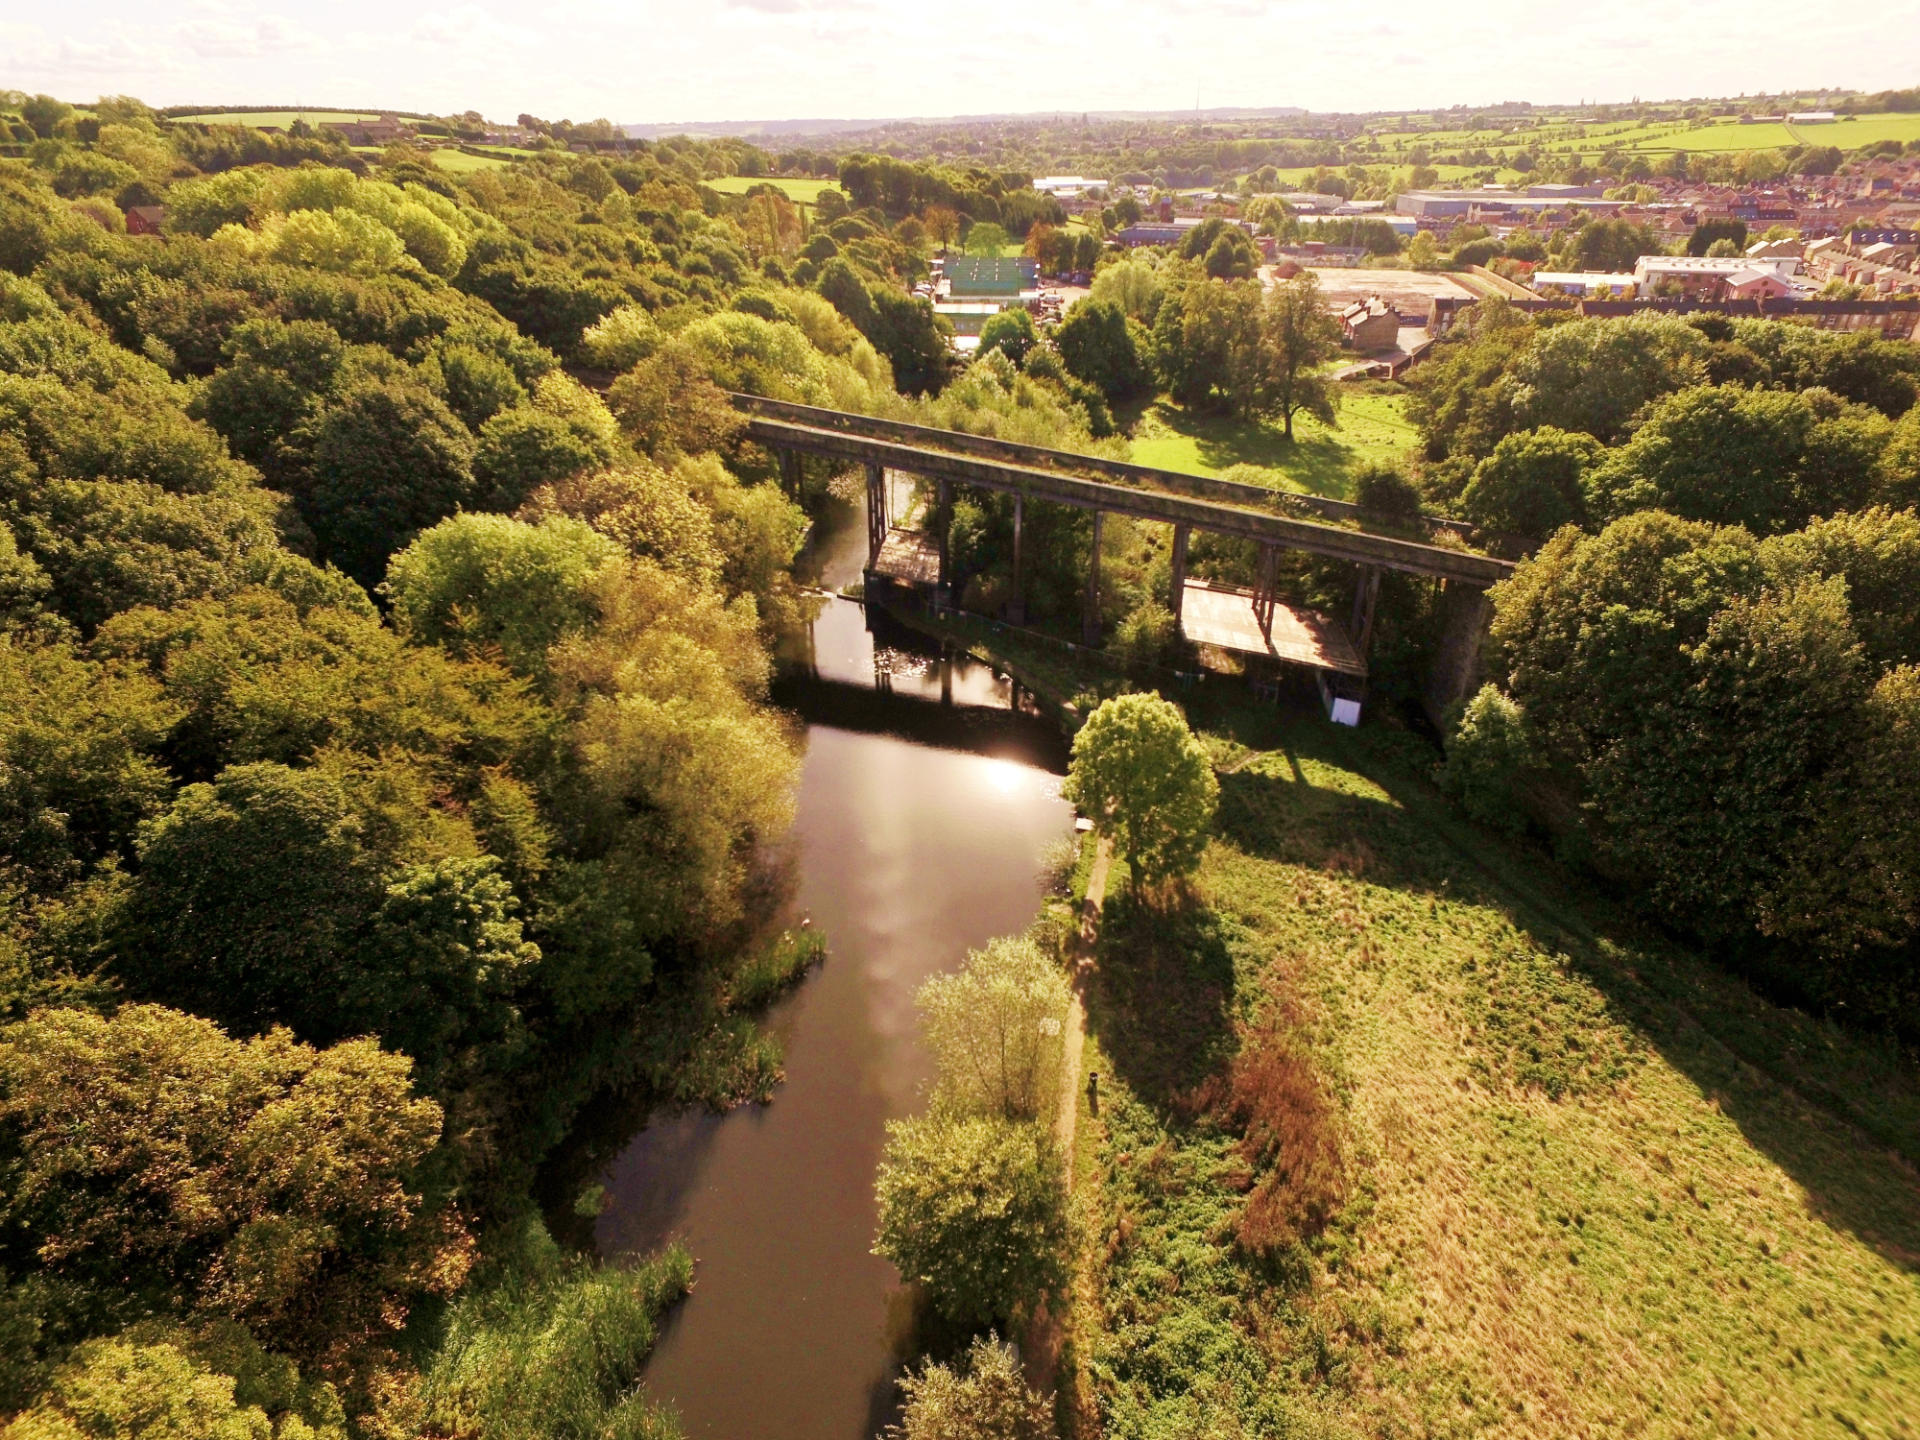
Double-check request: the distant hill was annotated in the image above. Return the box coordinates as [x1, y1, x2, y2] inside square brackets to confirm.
[622, 106, 1309, 140]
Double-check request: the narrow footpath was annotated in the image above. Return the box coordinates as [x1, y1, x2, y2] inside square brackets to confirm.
[1054, 836, 1111, 1174]
[1026, 835, 1111, 1399]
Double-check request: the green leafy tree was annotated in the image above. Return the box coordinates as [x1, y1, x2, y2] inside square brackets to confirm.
[0, 1004, 460, 1348]
[916, 937, 1070, 1123]
[1686, 219, 1749, 256]
[1063, 692, 1217, 888]
[1566, 218, 1662, 273]
[1256, 271, 1341, 440]
[384, 512, 620, 679]
[1585, 384, 1885, 533]
[1460, 427, 1602, 542]
[1759, 506, 1920, 674]
[1759, 666, 1920, 1006]
[429, 344, 527, 430]
[8, 1326, 346, 1440]
[963, 222, 1010, 257]
[1088, 259, 1162, 323]
[977, 307, 1037, 367]
[289, 382, 479, 588]
[1202, 229, 1258, 281]
[1491, 512, 1866, 936]
[873, 1114, 1068, 1325]
[1114, 597, 1176, 670]
[474, 407, 602, 512]
[1054, 299, 1149, 402]
[888, 1335, 1055, 1440]
[1510, 314, 1708, 444]
[1351, 461, 1423, 522]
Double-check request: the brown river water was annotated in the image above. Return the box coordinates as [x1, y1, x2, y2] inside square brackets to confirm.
[589, 498, 1074, 1439]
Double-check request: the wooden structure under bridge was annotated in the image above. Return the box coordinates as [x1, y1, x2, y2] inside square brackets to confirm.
[741, 395, 1514, 723]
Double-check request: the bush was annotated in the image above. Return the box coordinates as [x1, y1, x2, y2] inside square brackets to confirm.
[1438, 685, 1535, 834]
[1351, 462, 1424, 523]
[888, 1334, 1055, 1440]
[1114, 597, 1176, 670]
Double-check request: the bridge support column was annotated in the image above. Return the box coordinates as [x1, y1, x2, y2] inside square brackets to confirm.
[1349, 565, 1383, 656]
[1008, 493, 1026, 626]
[779, 448, 801, 499]
[1083, 509, 1103, 647]
[1423, 582, 1492, 729]
[1169, 523, 1190, 631]
[936, 480, 951, 600]
[865, 462, 887, 566]
[1253, 544, 1278, 636]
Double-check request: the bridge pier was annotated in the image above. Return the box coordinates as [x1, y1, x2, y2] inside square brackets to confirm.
[780, 448, 801, 500]
[1423, 581, 1493, 728]
[1083, 509, 1103, 647]
[1169, 523, 1190, 630]
[1009, 493, 1026, 626]
[936, 480, 951, 599]
[865, 462, 887, 566]
[1349, 565, 1383, 656]
[1253, 544, 1278, 636]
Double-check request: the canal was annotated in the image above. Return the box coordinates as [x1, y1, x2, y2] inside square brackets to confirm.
[591, 494, 1075, 1439]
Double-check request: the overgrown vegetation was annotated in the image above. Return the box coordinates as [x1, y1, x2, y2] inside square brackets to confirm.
[1072, 701, 1920, 1439]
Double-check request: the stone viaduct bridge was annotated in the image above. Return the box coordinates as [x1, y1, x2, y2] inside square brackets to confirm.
[733, 394, 1514, 722]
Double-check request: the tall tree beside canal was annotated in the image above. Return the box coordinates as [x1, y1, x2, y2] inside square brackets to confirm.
[1064, 693, 1217, 891]
[918, 936, 1070, 1124]
[873, 1114, 1068, 1327]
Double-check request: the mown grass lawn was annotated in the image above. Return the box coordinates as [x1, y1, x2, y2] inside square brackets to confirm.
[1126, 390, 1421, 500]
[1071, 700, 1920, 1440]
[170, 110, 384, 128]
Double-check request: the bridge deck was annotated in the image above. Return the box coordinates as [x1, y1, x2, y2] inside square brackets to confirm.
[746, 415, 1512, 587]
[870, 527, 941, 586]
[1180, 581, 1367, 677]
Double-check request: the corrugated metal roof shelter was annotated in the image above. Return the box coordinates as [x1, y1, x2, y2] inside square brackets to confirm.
[945, 258, 1036, 297]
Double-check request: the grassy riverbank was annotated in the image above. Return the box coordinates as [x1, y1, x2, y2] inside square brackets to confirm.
[1061, 700, 1920, 1440]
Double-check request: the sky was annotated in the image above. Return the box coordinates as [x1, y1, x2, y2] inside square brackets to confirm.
[5, 0, 1918, 127]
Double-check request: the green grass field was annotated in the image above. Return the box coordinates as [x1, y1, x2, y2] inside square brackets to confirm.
[1066, 702, 1920, 1440]
[1126, 390, 1419, 499]
[430, 148, 517, 173]
[703, 175, 845, 204]
[171, 110, 384, 128]
[1540, 114, 1920, 155]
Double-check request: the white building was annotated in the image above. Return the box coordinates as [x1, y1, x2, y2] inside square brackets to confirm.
[1632, 253, 1801, 293]
[1032, 176, 1106, 199]
[1531, 271, 1638, 297]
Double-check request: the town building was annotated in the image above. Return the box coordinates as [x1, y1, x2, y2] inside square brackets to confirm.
[123, 205, 165, 236]
[1530, 271, 1637, 298]
[944, 257, 1038, 298]
[1339, 297, 1400, 351]
[1632, 253, 1801, 297]
[1395, 189, 1628, 220]
[319, 114, 412, 146]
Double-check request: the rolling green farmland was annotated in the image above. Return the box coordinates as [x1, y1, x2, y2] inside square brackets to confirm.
[703, 175, 845, 204]
[171, 110, 385, 128]
[430, 148, 518, 172]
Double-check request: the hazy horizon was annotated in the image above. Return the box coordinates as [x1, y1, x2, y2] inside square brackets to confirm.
[5, 0, 1916, 130]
